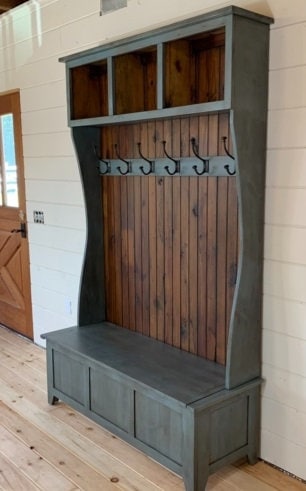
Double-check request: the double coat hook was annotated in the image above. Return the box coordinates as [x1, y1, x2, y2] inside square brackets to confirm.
[222, 137, 236, 175]
[191, 138, 209, 175]
[115, 144, 131, 175]
[93, 144, 110, 175]
[137, 142, 155, 175]
[162, 140, 180, 175]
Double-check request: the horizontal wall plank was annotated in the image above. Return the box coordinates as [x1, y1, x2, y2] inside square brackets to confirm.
[262, 328, 306, 377]
[31, 286, 77, 319]
[30, 264, 80, 295]
[268, 107, 306, 149]
[29, 244, 83, 275]
[263, 294, 306, 340]
[1, 31, 62, 71]
[261, 397, 306, 448]
[31, 305, 77, 346]
[264, 259, 306, 303]
[28, 224, 85, 253]
[264, 225, 306, 265]
[261, 429, 306, 482]
[21, 80, 67, 112]
[25, 157, 81, 182]
[26, 202, 85, 230]
[266, 149, 306, 188]
[22, 107, 68, 135]
[26, 180, 83, 206]
[14, 56, 65, 88]
[269, 66, 306, 110]
[265, 188, 306, 227]
[41, 0, 99, 32]
[23, 132, 74, 158]
[262, 363, 306, 414]
[270, 22, 306, 70]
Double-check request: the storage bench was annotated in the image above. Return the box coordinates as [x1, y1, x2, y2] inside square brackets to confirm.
[45, 322, 260, 491]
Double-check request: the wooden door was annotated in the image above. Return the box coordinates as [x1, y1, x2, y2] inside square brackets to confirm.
[0, 91, 33, 339]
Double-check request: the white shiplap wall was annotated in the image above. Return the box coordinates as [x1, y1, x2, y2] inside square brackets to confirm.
[262, 4, 306, 479]
[0, 0, 305, 483]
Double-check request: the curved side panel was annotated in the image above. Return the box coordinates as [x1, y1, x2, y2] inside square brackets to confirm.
[225, 109, 266, 389]
[72, 127, 106, 325]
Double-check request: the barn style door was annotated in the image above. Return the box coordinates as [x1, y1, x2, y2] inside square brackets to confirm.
[0, 90, 33, 339]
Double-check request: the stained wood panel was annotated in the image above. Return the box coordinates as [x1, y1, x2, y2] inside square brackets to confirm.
[71, 61, 108, 119]
[165, 28, 225, 107]
[101, 113, 238, 364]
[114, 48, 157, 114]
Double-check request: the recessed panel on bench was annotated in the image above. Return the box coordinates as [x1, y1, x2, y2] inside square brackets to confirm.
[90, 366, 133, 432]
[209, 395, 248, 464]
[135, 392, 183, 465]
[53, 349, 87, 405]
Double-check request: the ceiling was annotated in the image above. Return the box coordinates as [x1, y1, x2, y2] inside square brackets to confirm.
[0, 0, 28, 15]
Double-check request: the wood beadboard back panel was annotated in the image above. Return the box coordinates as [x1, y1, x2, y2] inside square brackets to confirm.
[101, 115, 238, 364]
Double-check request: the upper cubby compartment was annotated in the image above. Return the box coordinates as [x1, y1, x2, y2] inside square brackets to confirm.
[113, 46, 157, 114]
[164, 28, 225, 108]
[70, 59, 108, 120]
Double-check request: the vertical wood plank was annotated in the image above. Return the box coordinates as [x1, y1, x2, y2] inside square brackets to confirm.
[140, 122, 150, 336]
[127, 175, 136, 331]
[172, 118, 181, 349]
[163, 120, 173, 346]
[133, 124, 143, 334]
[188, 116, 199, 354]
[109, 177, 117, 322]
[206, 114, 218, 361]
[101, 177, 110, 319]
[197, 177, 208, 358]
[197, 115, 209, 357]
[180, 118, 190, 352]
[120, 176, 129, 328]
[148, 122, 157, 339]
[155, 120, 165, 341]
[113, 176, 123, 326]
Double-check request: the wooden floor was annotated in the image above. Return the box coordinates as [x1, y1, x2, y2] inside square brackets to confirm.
[0, 326, 305, 491]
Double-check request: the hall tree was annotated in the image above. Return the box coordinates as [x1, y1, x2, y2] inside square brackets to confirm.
[43, 6, 272, 490]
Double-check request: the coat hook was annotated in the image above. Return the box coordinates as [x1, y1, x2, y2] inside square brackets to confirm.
[162, 140, 180, 175]
[222, 136, 236, 176]
[191, 138, 209, 175]
[93, 144, 110, 175]
[114, 144, 131, 175]
[137, 142, 155, 175]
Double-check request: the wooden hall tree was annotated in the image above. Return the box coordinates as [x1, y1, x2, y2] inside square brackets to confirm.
[44, 7, 273, 490]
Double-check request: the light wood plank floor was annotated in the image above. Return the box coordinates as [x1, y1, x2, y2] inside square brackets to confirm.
[0, 326, 305, 491]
